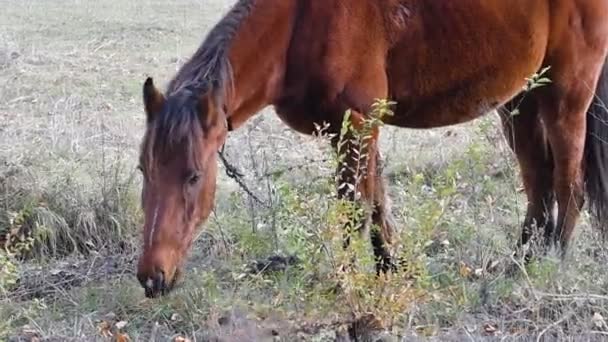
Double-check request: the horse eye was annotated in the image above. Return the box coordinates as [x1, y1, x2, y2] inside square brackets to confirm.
[137, 165, 144, 172]
[187, 172, 201, 186]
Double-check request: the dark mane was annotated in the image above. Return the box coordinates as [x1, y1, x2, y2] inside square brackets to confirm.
[167, 0, 255, 96]
[145, 0, 255, 167]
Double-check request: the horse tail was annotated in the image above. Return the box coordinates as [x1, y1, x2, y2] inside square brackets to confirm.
[584, 57, 608, 235]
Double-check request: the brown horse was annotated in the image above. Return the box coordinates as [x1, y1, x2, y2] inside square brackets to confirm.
[136, 0, 608, 297]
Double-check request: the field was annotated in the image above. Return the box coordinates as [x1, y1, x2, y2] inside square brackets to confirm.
[2, 0, 608, 341]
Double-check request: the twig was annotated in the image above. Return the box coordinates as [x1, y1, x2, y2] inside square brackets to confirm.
[209, 208, 230, 253]
[535, 292, 608, 302]
[7, 95, 36, 104]
[462, 327, 476, 342]
[150, 321, 159, 342]
[262, 151, 279, 250]
[92, 39, 116, 53]
[246, 129, 259, 233]
[536, 310, 574, 342]
[509, 252, 539, 301]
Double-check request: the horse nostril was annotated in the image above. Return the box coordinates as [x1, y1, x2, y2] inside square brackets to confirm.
[139, 269, 168, 298]
[154, 270, 165, 292]
[144, 280, 154, 298]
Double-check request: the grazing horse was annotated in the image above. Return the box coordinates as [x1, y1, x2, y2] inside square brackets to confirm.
[136, 0, 608, 298]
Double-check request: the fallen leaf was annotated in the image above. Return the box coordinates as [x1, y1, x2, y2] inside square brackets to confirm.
[116, 332, 130, 342]
[20, 325, 40, 340]
[115, 321, 128, 330]
[98, 321, 113, 337]
[459, 261, 472, 278]
[174, 337, 192, 342]
[593, 312, 607, 330]
[483, 322, 498, 335]
[50, 269, 63, 276]
[485, 259, 500, 273]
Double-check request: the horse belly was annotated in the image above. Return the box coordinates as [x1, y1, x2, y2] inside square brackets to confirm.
[385, 0, 550, 129]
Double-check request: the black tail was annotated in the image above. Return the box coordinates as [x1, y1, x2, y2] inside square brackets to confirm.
[584, 58, 608, 235]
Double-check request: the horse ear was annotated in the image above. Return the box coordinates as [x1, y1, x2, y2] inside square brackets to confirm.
[143, 77, 165, 122]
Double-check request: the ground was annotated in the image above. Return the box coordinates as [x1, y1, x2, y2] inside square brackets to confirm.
[2, 0, 608, 341]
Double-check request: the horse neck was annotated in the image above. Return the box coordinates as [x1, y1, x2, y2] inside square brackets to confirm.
[224, 0, 298, 129]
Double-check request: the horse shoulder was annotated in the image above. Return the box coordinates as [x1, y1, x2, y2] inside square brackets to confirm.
[383, 0, 413, 46]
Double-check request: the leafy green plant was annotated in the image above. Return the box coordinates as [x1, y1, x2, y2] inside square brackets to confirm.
[282, 99, 429, 330]
[510, 66, 552, 117]
[0, 250, 19, 294]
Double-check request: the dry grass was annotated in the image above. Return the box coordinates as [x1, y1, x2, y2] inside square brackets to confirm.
[2, 0, 608, 341]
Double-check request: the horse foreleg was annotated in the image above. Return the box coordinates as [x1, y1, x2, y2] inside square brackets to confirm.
[370, 151, 396, 273]
[333, 110, 394, 274]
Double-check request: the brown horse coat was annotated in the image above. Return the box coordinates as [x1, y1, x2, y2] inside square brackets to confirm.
[136, 0, 608, 297]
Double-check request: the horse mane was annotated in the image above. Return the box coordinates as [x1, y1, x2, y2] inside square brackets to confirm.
[166, 0, 256, 96]
[145, 0, 255, 167]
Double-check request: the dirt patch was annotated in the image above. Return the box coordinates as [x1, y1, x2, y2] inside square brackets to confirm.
[245, 254, 300, 274]
[8, 252, 136, 301]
